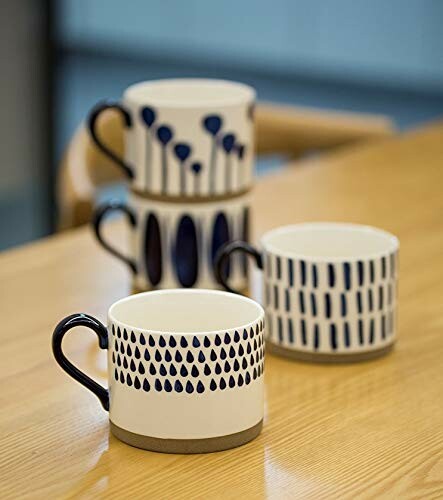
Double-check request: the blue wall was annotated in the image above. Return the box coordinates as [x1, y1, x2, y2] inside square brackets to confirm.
[54, 0, 443, 158]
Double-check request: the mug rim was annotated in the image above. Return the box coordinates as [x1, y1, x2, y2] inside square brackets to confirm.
[260, 222, 399, 262]
[123, 78, 256, 108]
[108, 289, 264, 335]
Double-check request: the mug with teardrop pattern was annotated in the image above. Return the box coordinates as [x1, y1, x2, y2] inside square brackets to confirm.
[216, 223, 399, 363]
[52, 289, 265, 453]
[93, 192, 250, 292]
[88, 79, 255, 200]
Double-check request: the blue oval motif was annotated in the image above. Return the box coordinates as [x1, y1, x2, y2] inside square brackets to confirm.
[174, 215, 198, 287]
[144, 213, 162, 286]
[211, 212, 230, 278]
[241, 207, 249, 277]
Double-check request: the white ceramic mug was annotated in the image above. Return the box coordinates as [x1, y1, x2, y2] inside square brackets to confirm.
[88, 79, 255, 200]
[52, 289, 265, 453]
[216, 223, 399, 362]
[93, 192, 251, 292]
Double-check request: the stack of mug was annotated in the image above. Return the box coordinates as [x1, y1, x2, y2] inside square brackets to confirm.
[52, 78, 400, 454]
[89, 79, 256, 293]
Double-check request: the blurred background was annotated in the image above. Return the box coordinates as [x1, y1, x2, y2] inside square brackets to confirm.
[1, 0, 443, 250]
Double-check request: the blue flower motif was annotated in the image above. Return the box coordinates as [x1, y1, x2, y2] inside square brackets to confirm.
[203, 115, 222, 136]
[222, 133, 236, 153]
[140, 106, 156, 127]
[174, 143, 191, 162]
[191, 162, 202, 174]
[157, 125, 173, 145]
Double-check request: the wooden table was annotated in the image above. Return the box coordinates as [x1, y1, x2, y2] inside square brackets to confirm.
[1, 122, 443, 499]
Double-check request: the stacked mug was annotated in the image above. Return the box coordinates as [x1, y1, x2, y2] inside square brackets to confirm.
[89, 79, 256, 292]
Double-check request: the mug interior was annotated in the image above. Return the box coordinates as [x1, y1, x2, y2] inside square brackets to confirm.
[109, 289, 263, 334]
[124, 78, 255, 107]
[261, 223, 399, 261]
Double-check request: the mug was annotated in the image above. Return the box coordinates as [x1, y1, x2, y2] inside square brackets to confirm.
[93, 192, 251, 292]
[216, 223, 399, 362]
[52, 289, 265, 453]
[88, 79, 255, 199]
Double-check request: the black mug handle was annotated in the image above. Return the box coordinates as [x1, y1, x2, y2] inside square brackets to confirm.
[87, 101, 134, 179]
[92, 201, 137, 274]
[215, 241, 263, 294]
[52, 313, 109, 411]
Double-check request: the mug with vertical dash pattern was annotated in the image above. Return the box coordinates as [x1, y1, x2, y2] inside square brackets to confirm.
[88, 79, 255, 200]
[216, 223, 399, 362]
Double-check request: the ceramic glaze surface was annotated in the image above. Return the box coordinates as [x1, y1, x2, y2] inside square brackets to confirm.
[108, 320, 265, 439]
[262, 224, 399, 355]
[217, 223, 399, 358]
[52, 290, 265, 444]
[105, 290, 264, 440]
[131, 194, 250, 291]
[89, 79, 255, 199]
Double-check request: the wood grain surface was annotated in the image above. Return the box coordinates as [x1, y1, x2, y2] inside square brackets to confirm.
[1, 122, 443, 499]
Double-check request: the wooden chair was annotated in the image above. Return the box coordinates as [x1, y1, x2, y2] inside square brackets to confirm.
[57, 102, 395, 230]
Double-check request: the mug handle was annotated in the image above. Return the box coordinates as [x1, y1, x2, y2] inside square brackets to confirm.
[52, 314, 109, 411]
[215, 241, 263, 294]
[93, 201, 137, 274]
[87, 101, 134, 179]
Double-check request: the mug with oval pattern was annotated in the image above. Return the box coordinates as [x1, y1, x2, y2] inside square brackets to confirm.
[88, 78, 255, 200]
[216, 223, 399, 362]
[52, 289, 265, 453]
[93, 192, 250, 292]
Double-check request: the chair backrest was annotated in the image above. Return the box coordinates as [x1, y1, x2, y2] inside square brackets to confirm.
[57, 102, 395, 230]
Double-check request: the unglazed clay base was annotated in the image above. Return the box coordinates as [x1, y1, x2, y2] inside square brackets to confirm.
[266, 341, 394, 363]
[131, 186, 251, 203]
[110, 419, 263, 454]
